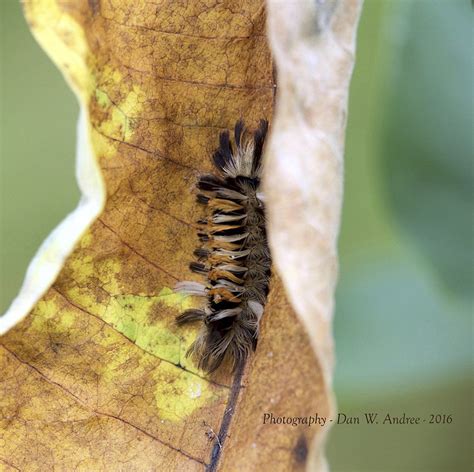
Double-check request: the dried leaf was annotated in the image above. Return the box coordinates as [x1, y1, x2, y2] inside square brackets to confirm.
[1, 0, 361, 470]
[266, 0, 363, 401]
[226, 1, 363, 469]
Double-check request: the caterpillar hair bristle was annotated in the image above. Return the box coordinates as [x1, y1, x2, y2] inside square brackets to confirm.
[175, 119, 271, 373]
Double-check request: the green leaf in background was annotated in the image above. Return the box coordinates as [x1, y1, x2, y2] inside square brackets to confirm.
[329, 1, 471, 470]
[0, 1, 79, 313]
[382, 0, 473, 299]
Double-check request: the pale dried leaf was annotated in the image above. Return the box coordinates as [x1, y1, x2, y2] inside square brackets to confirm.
[265, 0, 363, 468]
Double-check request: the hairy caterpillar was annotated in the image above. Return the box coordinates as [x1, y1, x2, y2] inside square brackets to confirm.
[175, 119, 271, 373]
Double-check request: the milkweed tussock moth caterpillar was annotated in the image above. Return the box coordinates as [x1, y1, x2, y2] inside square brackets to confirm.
[175, 119, 271, 373]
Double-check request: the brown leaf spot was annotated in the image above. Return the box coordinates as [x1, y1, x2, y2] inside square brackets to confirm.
[293, 434, 308, 464]
[88, 0, 100, 15]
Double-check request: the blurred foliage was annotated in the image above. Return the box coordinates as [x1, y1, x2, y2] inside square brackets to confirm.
[0, 0, 471, 470]
[0, 0, 79, 314]
[383, 0, 472, 299]
[330, 1, 471, 470]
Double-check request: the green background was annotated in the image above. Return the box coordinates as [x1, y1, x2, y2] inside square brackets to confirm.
[0, 1, 471, 470]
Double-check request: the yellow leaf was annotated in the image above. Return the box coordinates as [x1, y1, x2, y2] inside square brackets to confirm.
[1, 0, 362, 470]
